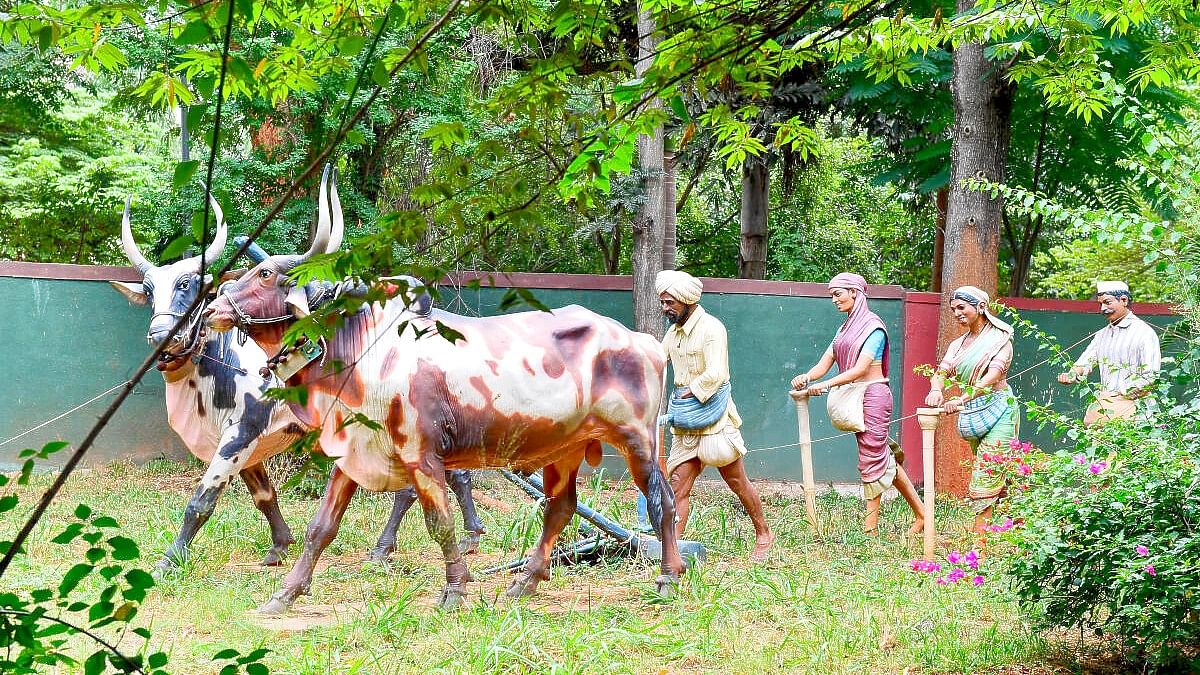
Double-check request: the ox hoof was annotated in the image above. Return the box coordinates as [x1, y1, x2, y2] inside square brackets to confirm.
[261, 549, 288, 567]
[654, 574, 678, 599]
[254, 595, 292, 616]
[436, 585, 467, 610]
[458, 533, 481, 556]
[152, 558, 180, 580]
[366, 547, 393, 564]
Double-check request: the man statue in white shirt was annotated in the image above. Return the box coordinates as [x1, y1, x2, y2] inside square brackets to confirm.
[1058, 281, 1162, 425]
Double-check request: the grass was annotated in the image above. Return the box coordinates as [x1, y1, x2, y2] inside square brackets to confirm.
[3, 458, 1051, 674]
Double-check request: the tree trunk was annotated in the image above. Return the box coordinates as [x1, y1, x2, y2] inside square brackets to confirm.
[931, 187, 948, 292]
[662, 150, 677, 270]
[737, 156, 769, 279]
[934, 33, 1015, 497]
[631, 4, 666, 338]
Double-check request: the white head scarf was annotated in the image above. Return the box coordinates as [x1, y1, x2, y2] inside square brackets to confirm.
[951, 285, 1013, 334]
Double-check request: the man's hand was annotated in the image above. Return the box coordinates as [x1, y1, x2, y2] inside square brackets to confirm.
[790, 374, 809, 390]
[924, 390, 945, 407]
[1057, 371, 1077, 385]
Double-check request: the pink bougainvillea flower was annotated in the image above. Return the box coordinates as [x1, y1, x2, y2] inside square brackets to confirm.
[1018, 463, 1032, 476]
[1020, 442, 1032, 454]
[1145, 565, 1157, 576]
[1073, 454, 1088, 465]
[1088, 461, 1108, 474]
[972, 575, 985, 586]
[1136, 545, 1149, 557]
[965, 550, 980, 570]
[936, 576, 949, 585]
[1010, 438, 1020, 449]
[947, 551, 963, 565]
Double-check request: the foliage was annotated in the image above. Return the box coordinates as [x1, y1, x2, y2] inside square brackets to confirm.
[0, 442, 269, 673]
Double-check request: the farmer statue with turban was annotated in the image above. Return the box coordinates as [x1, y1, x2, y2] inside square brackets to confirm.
[654, 270, 775, 562]
[1058, 281, 1162, 425]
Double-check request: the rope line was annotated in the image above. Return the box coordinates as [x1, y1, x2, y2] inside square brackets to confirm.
[0, 381, 131, 450]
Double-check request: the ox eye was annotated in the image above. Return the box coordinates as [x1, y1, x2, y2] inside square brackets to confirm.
[259, 269, 273, 280]
[178, 278, 189, 290]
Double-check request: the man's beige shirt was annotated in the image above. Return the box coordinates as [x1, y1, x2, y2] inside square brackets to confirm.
[662, 305, 741, 435]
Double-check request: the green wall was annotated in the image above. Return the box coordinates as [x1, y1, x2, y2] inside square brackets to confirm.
[1, 272, 1180, 481]
[1006, 307, 1181, 451]
[448, 287, 906, 482]
[0, 276, 188, 471]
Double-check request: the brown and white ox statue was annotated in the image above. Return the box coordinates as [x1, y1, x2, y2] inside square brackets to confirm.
[111, 179, 483, 575]
[205, 175, 684, 613]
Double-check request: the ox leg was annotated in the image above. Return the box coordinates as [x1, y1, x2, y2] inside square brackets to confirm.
[257, 466, 358, 615]
[412, 466, 473, 610]
[240, 463, 295, 566]
[156, 452, 247, 575]
[448, 469, 484, 554]
[626, 431, 685, 596]
[506, 457, 581, 599]
[368, 488, 418, 562]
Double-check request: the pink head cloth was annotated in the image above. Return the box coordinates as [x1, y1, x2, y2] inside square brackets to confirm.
[828, 272, 888, 376]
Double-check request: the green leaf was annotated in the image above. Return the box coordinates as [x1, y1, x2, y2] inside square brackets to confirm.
[92, 516, 119, 528]
[177, 20, 213, 46]
[669, 96, 691, 122]
[39, 440, 69, 457]
[372, 60, 390, 87]
[433, 321, 466, 344]
[125, 568, 155, 590]
[263, 385, 308, 408]
[18, 459, 34, 485]
[235, 0, 254, 21]
[83, 650, 107, 675]
[340, 36, 366, 56]
[107, 535, 140, 561]
[149, 652, 169, 668]
[38, 26, 53, 53]
[74, 503, 93, 520]
[161, 233, 195, 261]
[51, 522, 84, 544]
[173, 160, 200, 190]
[185, 104, 207, 129]
[246, 663, 269, 675]
[0, 495, 18, 514]
[212, 648, 240, 660]
[58, 563, 93, 596]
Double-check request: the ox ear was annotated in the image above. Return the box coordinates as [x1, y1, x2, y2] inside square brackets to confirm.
[109, 281, 149, 306]
[285, 284, 311, 318]
[219, 268, 247, 284]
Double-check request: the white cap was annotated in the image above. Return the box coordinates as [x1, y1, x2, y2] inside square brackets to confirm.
[1096, 281, 1129, 296]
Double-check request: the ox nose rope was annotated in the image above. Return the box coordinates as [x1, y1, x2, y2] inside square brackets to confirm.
[0, 381, 132, 450]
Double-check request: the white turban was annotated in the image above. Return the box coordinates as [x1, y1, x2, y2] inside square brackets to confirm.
[655, 270, 703, 305]
[1096, 280, 1130, 296]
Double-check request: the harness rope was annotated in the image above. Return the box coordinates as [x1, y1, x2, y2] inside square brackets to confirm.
[0, 381, 132, 449]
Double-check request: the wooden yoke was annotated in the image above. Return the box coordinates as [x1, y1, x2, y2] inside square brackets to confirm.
[916, 407, 943, 562]
[789, 390, 820, 535]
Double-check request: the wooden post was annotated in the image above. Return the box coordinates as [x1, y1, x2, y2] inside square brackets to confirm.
[789, 390, 820, 534]
[916, 407, 942, 562]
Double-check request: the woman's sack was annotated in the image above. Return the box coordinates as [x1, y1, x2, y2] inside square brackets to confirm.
[826, 382, 869, 433]
[956, 391, 1010, 441]
[661, 382, 731, 431]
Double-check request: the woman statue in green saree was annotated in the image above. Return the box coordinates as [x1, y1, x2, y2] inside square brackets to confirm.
[924, 286, 1018, 535]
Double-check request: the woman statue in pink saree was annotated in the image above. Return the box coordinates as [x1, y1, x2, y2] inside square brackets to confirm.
[792, 272, 925, 536]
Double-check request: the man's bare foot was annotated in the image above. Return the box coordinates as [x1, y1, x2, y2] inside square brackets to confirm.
[907, 518, 925, 536]
[749, 532, 775, 562]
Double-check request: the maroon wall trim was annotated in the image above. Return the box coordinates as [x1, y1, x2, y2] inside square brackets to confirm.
[445, 271, 906, 299]
[0, 261, 141, 282]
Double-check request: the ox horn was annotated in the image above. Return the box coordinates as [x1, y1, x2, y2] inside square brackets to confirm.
[326, 166, 344, 254]
[119, 197, 153, 274]
[277, 163, 333, 271]
[198, 190, 229, 267]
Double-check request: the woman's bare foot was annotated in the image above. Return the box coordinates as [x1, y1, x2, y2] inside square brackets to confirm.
[749, 532, 775, 562]
[907, 518, 925, 536]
